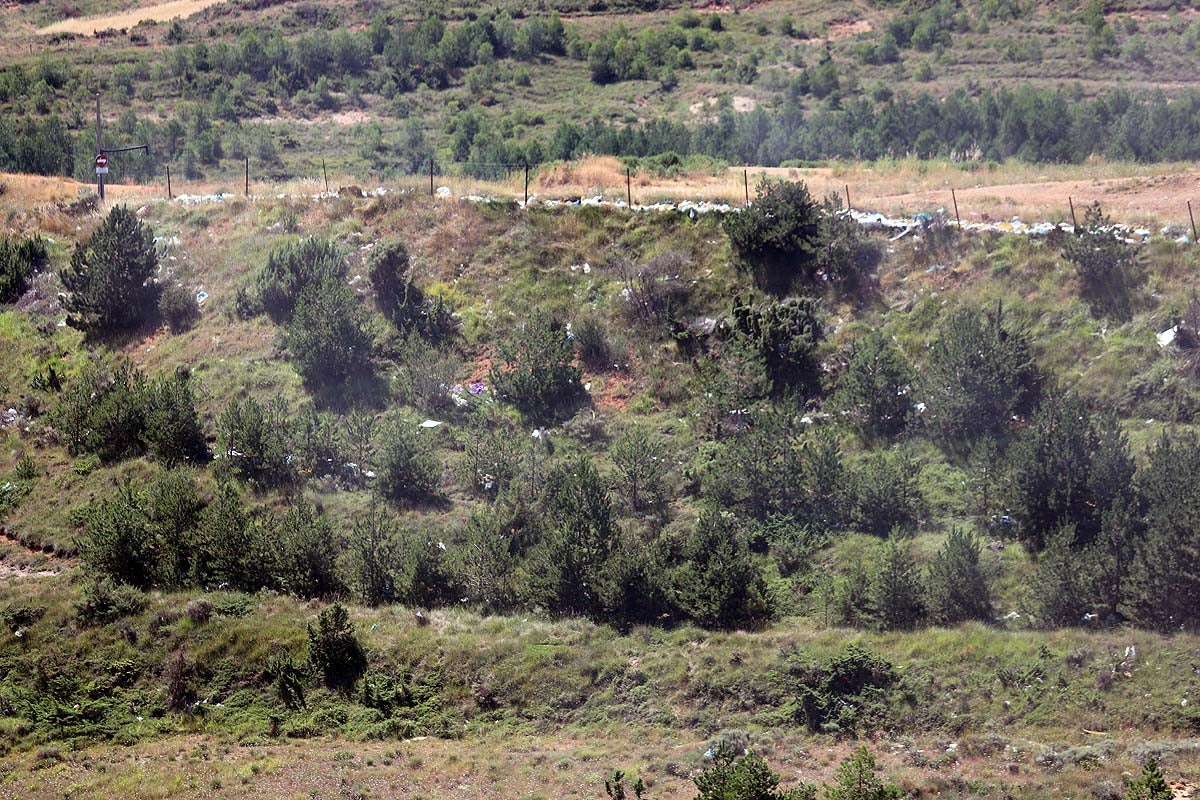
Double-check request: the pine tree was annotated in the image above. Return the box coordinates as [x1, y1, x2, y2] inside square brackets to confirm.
[832, 330, 912, 441]
[307, 603, 367, 693]
[61, 205, 159, 332]
[1033, 525, 1093, 627]
[1007, 391, 1098, 552]
[1122, 434, 1200, 631]
[824, 747, 903, 800]
[1125, 757, 1172, 800]
[926, 528, 993, 625]
[871, 540, 926, 631]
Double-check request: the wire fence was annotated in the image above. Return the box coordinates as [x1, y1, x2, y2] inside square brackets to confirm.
[88, 151, 1200, 243]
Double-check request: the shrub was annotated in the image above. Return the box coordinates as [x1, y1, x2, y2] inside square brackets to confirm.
[256, 236, 345, 321]
[614, 250, 693, 335]
[376, 420, 440, 505]
[724, 180, 823, 295]
[158, 282, 200, 332]
[572, 313, 616, 371]
[871, 541, 926, 631]
[831, 330, 912, 441]
[728, 295, 824, 395]
[308, 603, 367, 693]
[61, 206, 159, 332]
[674, 509, 771, 629]
[489, 313, 582, 422]
[286, 277, 373, 387]
[75, 576, 147, 625]
[0, 235, 47, 304]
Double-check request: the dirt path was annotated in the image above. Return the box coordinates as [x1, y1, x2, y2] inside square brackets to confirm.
[39, 0, 227, 35]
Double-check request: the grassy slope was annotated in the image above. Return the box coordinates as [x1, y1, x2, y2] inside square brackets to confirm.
[3, 187, 1200, 797]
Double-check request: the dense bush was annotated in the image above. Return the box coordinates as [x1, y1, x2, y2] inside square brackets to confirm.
[727, 295, 824, 395]
[369, 239, 456, 341]
[0, 235, 47, 304]
[780, 643, 896, 733]
[918, 305, 1040, 456]
[489, 313, 582, 422]
[256, 236, 345, 321]
[286, 278, 373, 387]
[724, 180, 823, 295]
[157, 282, 200, 332]
[61, 206, 160, 332]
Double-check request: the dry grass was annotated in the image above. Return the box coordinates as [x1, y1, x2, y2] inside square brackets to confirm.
[38, 0, 228, 35]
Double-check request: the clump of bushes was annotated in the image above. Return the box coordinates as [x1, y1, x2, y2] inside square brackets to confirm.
[0, 234, 47, 304]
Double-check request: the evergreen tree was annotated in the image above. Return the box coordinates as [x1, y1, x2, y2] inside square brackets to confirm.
[528, 458, 619, 616]
[832, 331, 912, 441]
[694, 744, 817, 800]
[286, 277, 373, 387]
[307, 603, 367, 693]
[61, 205, 159, 332]
[825, 747, 903, 800]
[724, 179, 824, 296]
[1122, 434, 1200, 631]
[871, 540, 926, 631]
[449, 510, 514, 611]
[276, 500, 343, 599]
[926, 528, 993, 625]
[675, 509, 772, 629]
[343, 505, 401, 606]
[1033, 525, 1094, 627]
[142, 368, 209, 465]
[1007, 391, 1098, 552]
[918, 305, 1039, 456]
[1125, 758, 1172, 800]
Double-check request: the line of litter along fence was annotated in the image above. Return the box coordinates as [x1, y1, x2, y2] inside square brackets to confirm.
[156, 156, 1200, 246]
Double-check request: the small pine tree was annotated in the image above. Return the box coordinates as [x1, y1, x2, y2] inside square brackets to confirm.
[674, 509, 772, 629]
[307, 603, 367, 693]
[925, 528, 993, 625]
[1125, 757, 1172, 800]
[694, 744, 817, 800]
[824, 747, 903, 800]
[871, 540, 926, 631]
[832, 331, 912, 441]
[62, 205, 159, 332]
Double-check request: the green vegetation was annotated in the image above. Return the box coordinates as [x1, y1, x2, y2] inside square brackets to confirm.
[5, 174, 1200, 795]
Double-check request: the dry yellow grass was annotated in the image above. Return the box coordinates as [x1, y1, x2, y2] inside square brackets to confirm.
[38, 0, 227, 35]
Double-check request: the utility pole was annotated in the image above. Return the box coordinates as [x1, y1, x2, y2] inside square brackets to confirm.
[95, 92, 104, 200]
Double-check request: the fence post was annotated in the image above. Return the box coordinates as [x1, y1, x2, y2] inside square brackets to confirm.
[951, 188, 961, 228]
[626, 167, 632, 208]
[166, 165, 172, 200]
[1069, 196, 1078, 230]
[524, 162, 529, 207]
[1189, 200, 1198, 244]
[322, 158, 329, 193]
[844, 184, 851, 211]
[429, 158, 434, 196]
[744, 169, 749, 205]
[244, 157, 249, 197]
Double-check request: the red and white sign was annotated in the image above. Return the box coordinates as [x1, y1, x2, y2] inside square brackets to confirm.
[95, 153, 108, 175]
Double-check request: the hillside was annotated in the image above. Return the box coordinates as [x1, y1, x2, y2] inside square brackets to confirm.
[5, 0, 1200, 187]
[3, 168, 1200, 798]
